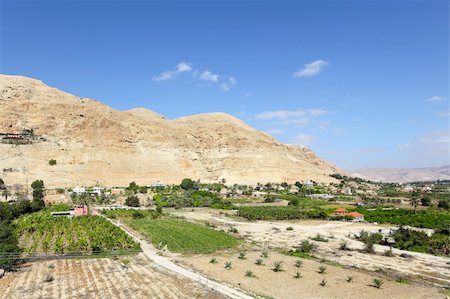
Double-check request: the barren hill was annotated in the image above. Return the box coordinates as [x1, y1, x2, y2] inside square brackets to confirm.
[0, 74, 340, 188]
[352, 165, 450, 183]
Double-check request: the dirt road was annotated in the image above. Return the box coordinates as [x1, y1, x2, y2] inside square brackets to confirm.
[102, 214, 254, 299]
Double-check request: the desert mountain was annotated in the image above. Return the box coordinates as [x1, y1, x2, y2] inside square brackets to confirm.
[0, 74, 340, 188]
[352, 165, 450, 183]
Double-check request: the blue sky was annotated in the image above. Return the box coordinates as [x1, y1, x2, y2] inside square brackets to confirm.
[1, 0, 448, 169]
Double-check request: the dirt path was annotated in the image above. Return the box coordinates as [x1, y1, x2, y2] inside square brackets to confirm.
[172, 208, 450, 287]
[101, 213, 254, 299]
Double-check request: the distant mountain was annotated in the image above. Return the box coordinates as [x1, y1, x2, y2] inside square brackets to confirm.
[351, 165, 450, 183]
[0, 74, 341, 188]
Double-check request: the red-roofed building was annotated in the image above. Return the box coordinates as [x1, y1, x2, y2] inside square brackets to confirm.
[74, 206, 89, 217]
[334, 208, 347, 216]
[348, 211, 364, 222]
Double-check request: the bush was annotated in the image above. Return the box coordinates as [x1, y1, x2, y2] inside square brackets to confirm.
[238, 251, 247, 260]
[245, 270, 256, 278]
[438, 199, 449, 210]
[339, 240, 350, 251]
[311, 233, 328, 242]
[48, 159, 57, 166]
[297, 240, 315, 253]
[255, 258, 264, 265]
[319, 279, 327, 286]
[125, 196, 140, 207]
[318, 265, 327, 274]
[209, 257, 217, 264]
[272, 261, 284, 272]
[224, 261, 232, 270]
[293, 271, 302, 278]
[421, 197, 431, 206]
[372, 278, 384, 289]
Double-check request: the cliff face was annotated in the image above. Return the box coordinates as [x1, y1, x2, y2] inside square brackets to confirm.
[0, 74, 340, 187]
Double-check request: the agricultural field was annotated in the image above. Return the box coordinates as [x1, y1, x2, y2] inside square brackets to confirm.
[103, 209, 239, 253]
[355, 208, 450, 229]
[177, 250, 444, 299]
[171, 208, 450, 287]
[14, 209, 140, 255]
[0, 254, 214, 299]
[237, 206, 328, 220]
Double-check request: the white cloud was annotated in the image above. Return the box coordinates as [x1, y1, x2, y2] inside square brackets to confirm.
[293, 60, 329, 78]
[426, 95, 447, 103]
[255, 109, 329, 125]
[221, 77, 238, 92]
[266, 129, 284, 136]
[176, 62, 192, 73]
[292, 133, 315, 146]
[436, 110, 450, 117]
[153, 71, 175, 81]
[153, 61, 192, 81]
[243, 92, 252, 98]
[199, 70, 219, 82]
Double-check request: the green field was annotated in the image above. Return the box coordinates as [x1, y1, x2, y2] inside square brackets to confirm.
[127, 218, 239, 253]
[356, 208, 450, 229]
[15, 209, 140, 255]
[237, 206, 328, 220]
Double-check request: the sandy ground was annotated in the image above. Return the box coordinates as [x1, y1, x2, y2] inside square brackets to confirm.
[0, 254, 222, 299]
[172, 208, 450, 287]
[177, 250, 445, 299]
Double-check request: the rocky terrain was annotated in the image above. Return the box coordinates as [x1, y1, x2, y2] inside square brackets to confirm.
[0, 74, 340, 188]
[352, 165, 450, 183]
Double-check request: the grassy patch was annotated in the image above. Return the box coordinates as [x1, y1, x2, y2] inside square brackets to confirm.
[127, 219, 239, 253]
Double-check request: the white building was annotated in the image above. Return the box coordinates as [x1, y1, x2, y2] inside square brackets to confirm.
[93, 187, 104, 195]
[303, 180, 314, 188]
[72, 187, 86, 195]
[152, 181, 165, 188]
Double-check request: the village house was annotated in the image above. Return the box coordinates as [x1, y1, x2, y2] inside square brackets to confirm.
[333, 207, 365, 222]
[334, 207, 348, 217]
[348, 211, 364, 222]
[303, 180, 314, 188]
[72, 187, 86, 195]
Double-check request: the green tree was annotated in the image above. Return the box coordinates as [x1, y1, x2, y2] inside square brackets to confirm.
[48, 159, 57, 166]
[126, 182, 139, 194]
[31, 180, 45, 202]
[125, 195, 140, 207]
[180, 178, 194, 190]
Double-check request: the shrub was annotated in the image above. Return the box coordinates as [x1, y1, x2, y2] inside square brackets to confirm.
[228, 226, 238, 234]
[372, 278, 384, 289]
[339, 240, 350, 251]
[318, 265, 327, 274]
[319, 279, 327, 286]
[346, 276, 354, 282]
[395, 276, 409, 284]
[438, 199, 449, 210]
[363, 242, 375, 254]
[209, 257, 217, 264]
[286, 226, 294, 231]
[293, 271, 302, 278]
[297, 240, 315, 253]
[255, 258, 264, 265]
[125, 196, 140, 207]
[261, 250, 269, 258]
[225, 261, 232, 270]
[294, 260, 303, 268]
[245, 270, 256, 278]
[383, 248, 394, 257]
[311, 233, 328, 242]
[273, 261, 284, 272]
[238, 251, 247, 260]
[132, 211, 145, 219]
[48, 159, 57, 166]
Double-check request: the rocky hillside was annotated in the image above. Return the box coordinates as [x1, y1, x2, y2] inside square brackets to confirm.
[0, 74, 340, 188]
